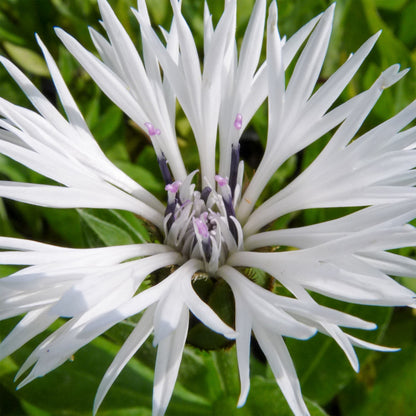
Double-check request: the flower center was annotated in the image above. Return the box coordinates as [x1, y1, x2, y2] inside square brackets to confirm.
[148, 116, 244, 274]
[162, 173, 243, 274]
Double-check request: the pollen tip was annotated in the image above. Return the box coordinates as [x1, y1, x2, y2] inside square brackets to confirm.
[165, 181, 181, 193]
[144, 122, 161, 136]
[234, 113, 243, 130]
[215, 175, 228, 187]
[194, 217, 209, 239]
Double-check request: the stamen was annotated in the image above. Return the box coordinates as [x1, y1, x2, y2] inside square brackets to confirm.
[144, 122, 161, 136]
[193, 216, 212, 262]
[158, 155, 173, 185]
[202, 239, 212, 262]
[165, 181, 182, 194]
[164, 181, 181, 231]
[163, 171, 243, 272]
[227, 217, 239, 243]
[215, 175, 228, 187]
[194, 217, 209, 239]
[229, 143, 240, 198]
[181, 199, 192, 209]
[234, 113, 243, 130]
[201, 186, 212, 203]
[200, 212, 209, 222]
[164, 204, 176, 231]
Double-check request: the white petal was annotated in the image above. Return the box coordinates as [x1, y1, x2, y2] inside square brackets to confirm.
[35, 35, 93, 139]
[152, 305, 188, 416]
[56, 28, 148, 125]
[181, 273, 236, 339]
[93, 307, 155, 415]
[234, 291, 252, 407]
[0, 181, 164, 226]
[254, 327, 310, 416]
[0, 307, 57, 361]
[318, 323, 359, 371]
[284, 5, 334, 121]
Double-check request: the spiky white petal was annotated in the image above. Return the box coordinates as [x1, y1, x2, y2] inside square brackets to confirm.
[0, 2, 415, 416]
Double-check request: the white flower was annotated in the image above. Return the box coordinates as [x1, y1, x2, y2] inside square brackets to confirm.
[0, 1, 416, 416]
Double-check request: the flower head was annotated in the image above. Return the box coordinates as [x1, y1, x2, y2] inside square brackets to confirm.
[0, 1, 416, 416]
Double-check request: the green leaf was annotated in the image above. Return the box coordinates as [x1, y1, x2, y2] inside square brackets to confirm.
[361, 0, 414, 67]
[176, 348, 223, 402]
[115, 160, 165, 197]
[399, 1, 416, 47]
[211, 347, 241, 399]
[0, 199, 16, 236]
[0, 15, 25, 45]
[92, 105, 123, 142]
[339, 344, 416, 415]
[0, 155, 30, 182]
[0, 265, 21, 278]
[243, 376, 329, 416]
[374, 0, 408, 10]
[21, 401, 52, 416]
[0, 382, 28, 416]
[98, 409, 151, 416]
[41, 208, 85, 248]
[78, 208, 151, 247]
[2, 41, 49, 76]
[79, 209, 135, 247]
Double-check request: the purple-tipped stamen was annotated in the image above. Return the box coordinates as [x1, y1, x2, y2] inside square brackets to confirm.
[234, 113, 243, 130]
[144, 122, 161, 136]
[215, 175, 233, 212]
[215, 175, 228, 187]
[215, 175, 238, 242]
[165, 181, 181, 194]
[194, 216, 212, 262]
[164, 181, 182, 231]
[194, 217, 210, 239]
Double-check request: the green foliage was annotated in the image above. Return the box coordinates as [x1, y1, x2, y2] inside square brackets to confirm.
[0, 0, 415, 415]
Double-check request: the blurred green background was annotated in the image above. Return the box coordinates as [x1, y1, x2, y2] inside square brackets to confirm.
[0, 0, 415, 415]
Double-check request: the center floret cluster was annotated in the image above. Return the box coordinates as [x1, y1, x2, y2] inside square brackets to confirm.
[155, 131, 243, 273]
[163, 172, 243, 274]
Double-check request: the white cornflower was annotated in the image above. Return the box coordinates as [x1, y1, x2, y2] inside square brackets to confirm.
[0, 1, 416, 416]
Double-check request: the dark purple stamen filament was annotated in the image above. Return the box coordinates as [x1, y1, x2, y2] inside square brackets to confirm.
[164, 203, 176, 231]
[223, 198, 238, 242]
[229, 143, 240, 198]
[202, 239, 212, 262]
[201, 186, 212, 203]
[158, 155, 173, 185]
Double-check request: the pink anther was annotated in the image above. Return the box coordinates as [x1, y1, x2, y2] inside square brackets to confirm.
[145, 122, 161, 136]
[165, 181, 181, 193]
[233, 113, 243, 130]
[215, 175, 228, 187]
[194, 218, 209, 239]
